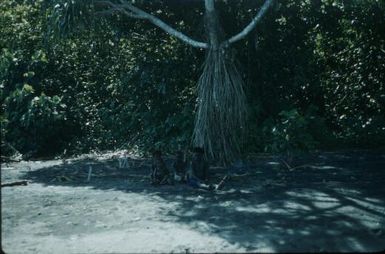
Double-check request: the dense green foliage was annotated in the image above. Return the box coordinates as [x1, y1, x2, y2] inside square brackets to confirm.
[1, 0, 384, 159]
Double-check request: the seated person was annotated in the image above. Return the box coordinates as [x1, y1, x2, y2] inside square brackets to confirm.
[190, 147, 209, 182]
[151, 150, 173, 185]
[185, 147, 214, 190]
[185, 165, 214, 191]
[173, 150, 187, 182]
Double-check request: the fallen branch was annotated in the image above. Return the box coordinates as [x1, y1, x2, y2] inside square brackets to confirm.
[50, 175, 74, 182]
[229, 172, 260, 178]
[215, 175, 229, 190]
[5, 142, 21, 154]
[1, 180, 28, 187]
[1, 155, 20, 162]
[280, 159, 292, 170]
[280, 159, 311, 171]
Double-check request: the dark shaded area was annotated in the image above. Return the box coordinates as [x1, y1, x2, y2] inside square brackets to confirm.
[23, 150, 385, 252]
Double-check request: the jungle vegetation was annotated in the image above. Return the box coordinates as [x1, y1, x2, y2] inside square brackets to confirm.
[1, 0, 384, 162]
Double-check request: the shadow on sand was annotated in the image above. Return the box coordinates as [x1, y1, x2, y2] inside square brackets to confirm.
[24, 150, 385, 252]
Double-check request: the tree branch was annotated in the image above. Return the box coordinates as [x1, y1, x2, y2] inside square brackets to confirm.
[95, 8, 144, 19]
[222, 0, 274, 47]
[95, 0, 208, 48]
[95, 1, 145, 18]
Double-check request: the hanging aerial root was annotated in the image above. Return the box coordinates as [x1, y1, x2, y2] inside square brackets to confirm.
[193, 48, 247, 165]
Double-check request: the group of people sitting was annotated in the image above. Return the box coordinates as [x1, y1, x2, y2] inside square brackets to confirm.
[150, 147, 221, 191]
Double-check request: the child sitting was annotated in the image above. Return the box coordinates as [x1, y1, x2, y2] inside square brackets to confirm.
[151, 150, 173, 185]
[185, 147, 214, 190]
[173, 150, 187, 182]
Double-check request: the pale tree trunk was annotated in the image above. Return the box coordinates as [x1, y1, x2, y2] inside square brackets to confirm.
[204, 0, 220, 50]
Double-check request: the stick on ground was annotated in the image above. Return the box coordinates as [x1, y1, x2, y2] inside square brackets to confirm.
[1, 180, 28, 187]
[215, 175, 228, 190]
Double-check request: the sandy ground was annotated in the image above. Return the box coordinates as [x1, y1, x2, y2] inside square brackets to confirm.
[1, 150, 385, 253]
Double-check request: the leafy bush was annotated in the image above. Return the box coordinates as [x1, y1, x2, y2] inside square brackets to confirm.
[4, 84, 67, 156]
[262, 108, 318, 154]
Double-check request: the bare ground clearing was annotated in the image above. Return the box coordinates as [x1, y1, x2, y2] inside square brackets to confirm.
[1, 150, 385, 253]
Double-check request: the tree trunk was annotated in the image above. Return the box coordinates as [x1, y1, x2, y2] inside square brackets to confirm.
[204, 0, 220, 50]
[193, 0, 247, 165]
